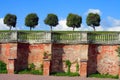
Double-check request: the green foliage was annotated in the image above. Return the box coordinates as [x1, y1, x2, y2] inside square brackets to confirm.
[86, 13, 101, 31]
[51, 72, 79, 77]
[29, 63, 35, 70]
[4, 14, 17, 30]
[18, 69, 31, 74]
[44, 52, 47, 57]
[25, 13, 39, 31]
[88, 73, 118, 79]
[18, 69, 43, 75]
[31, 70, 43, 75]
[116, 46, 120, 57]
[44, 14, 58, 31]
[66, 13, 82, 31]
[65, 60, 71, 73]
[18, 63, 43, 75]
[39, 64, 43, 72]
[0, 61, 7, 73]
[76, 63, 79, 72]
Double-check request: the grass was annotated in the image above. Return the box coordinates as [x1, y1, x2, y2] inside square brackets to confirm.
[51, 72, 79, 77]
[88, 73, 118, 79]
[17, 69, 43, 75]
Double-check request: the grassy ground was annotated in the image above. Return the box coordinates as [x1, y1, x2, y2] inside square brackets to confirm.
[88, 73, 118, 79]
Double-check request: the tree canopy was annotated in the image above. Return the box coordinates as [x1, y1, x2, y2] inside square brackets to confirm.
[86, 13, 101, 31]
[44, 13, 58, 31]
[4, 14, 17, 30]
[66, 13, 82, 31]
[25, 13, 39, 31]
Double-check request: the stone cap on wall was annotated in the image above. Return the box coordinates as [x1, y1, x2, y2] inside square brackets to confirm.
[80, 59, 88, 62]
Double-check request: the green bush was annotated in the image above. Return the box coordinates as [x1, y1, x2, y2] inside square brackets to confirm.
[0, 61, 7, 73]
[31, 70, 43, 75]
[39, 64, 43, 72]
[18, 69, 43, 75]
[76, 63, 79, 72]
[88, 73, 118, 79]
[18, 63, 43, 75]
[18, 69, 31, 74]
[65, 60, 71, 73]
[29, 63, 35, 70]
[51, 72, 79, 77]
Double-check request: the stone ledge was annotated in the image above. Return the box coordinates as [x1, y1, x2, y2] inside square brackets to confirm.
[80, 59, 88, 62]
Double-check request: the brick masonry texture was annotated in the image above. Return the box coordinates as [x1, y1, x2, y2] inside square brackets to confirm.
[43, 59, 50, 76]
[0, 43, 119, 76]
[88, 44, 119, 75]
[51, 44, 88, 73]
[15, 43, 51, 71]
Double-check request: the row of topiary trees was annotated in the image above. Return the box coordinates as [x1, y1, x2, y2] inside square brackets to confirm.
[3, 13, 100, 31]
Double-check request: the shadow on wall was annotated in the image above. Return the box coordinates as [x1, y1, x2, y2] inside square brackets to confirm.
[87, 44, 99, 75]
[50, 43, 65, 73]
[15, 43, 30, 72]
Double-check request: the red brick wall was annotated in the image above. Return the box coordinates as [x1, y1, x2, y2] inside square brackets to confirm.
[51, 44, 88, 73]
[0, 43, 119, 76]
[0, 43, 9, 63]
[15, 43, 51, 71]
[88, 44, 119, 75]
[0, 43, 17, 64]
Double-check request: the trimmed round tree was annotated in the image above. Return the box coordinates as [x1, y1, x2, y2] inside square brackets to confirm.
[86, 13, 101, 31]
[4, 14, 17, 30]
[44, 14, 58, 31]
[25, 13, 39, 31]
[66, 13, 82, 31]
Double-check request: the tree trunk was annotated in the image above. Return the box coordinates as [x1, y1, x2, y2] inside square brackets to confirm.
[9, 26, 12, 30]
[93, 26, 96, 31]
[50, 26, 52, 32]
[30, 27, 32, 31]
[73, 27, 75, 31]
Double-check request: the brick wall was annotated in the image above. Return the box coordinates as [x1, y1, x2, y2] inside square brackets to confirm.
[51, 44, 88, 73]
[88, 44, 119, 75]
[0, 43, 9, 63]
[15, 43, 51, 71]
[0, 43, 17, 64]
[0, 43, 119, 76]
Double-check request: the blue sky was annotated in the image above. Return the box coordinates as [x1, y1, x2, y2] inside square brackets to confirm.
[0, 0, 120, 31]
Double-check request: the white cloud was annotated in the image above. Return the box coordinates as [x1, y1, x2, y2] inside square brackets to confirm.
[107, 26, 120, 31]
[53, 19, 72, 31]
[107, 16, 120, 26]
[86, 9, 101, 15]
[102, 16, 120, 31]
[0, 18, 9, 30]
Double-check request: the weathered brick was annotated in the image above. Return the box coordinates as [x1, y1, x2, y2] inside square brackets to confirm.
[43, 59, 50, 76]
[79, 60, 87, 77]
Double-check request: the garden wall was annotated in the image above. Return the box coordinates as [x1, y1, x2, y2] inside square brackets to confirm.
[51, 44, 88, 73]
[88, 44, 119, 75]
[0, 43, 8, 63]
[0, 43, 17, 64]
[15, 43, 51, 71]
[0, 42, 119, 76]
